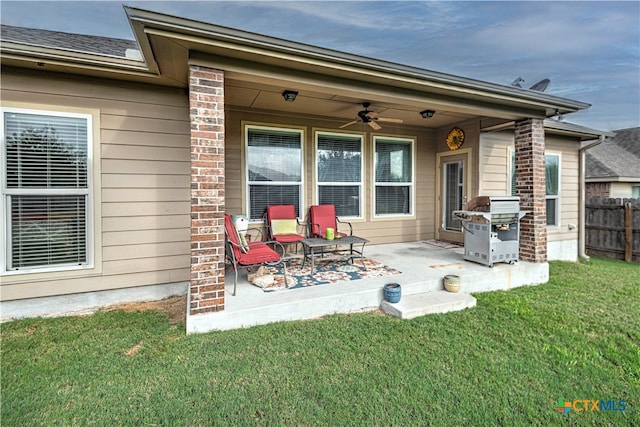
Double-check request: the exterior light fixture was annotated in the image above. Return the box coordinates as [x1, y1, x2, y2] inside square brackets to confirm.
[282, 90, 298, 102]
[420, 110, 435, 119]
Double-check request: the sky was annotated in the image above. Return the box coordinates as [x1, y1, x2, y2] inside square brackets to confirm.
[1, 1, 639, 132]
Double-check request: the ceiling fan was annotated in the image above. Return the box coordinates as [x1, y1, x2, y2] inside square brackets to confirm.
[339, 102, 403, 130]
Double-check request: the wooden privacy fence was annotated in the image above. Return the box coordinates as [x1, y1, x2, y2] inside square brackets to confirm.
[586, 198, 640, 262]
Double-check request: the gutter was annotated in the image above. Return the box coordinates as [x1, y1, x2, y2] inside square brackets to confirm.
[578, 135, 608, 260]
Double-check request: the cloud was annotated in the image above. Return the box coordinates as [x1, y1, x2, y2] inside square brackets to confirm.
[1, 0, 638, 130]
[244, 1, 460, 33]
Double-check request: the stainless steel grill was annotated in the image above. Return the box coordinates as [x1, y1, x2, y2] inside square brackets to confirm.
[454, 196, 527, 267]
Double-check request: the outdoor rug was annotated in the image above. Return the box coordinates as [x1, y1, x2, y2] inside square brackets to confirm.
[251, 256, 401, 292]
[423, 239, 462, 249]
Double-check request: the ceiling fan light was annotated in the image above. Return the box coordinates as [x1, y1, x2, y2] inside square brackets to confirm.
[420, 110, 435, 119]
[282, 90, 298, 102]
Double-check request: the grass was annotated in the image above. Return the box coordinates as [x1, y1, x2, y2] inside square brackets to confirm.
[2, 257, 638, 426]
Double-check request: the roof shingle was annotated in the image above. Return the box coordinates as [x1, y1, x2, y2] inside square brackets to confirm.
[586, 127, 640, 179]
[1, 24, 137, 57]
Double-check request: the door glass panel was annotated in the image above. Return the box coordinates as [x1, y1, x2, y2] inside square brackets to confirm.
[443, 161, 463, 231]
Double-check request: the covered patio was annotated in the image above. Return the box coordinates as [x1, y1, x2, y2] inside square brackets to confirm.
[187, 241, 548, 332]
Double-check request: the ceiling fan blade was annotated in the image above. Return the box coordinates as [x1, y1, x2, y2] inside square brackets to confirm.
[368, 121, 382, 130]
[377, 117, 404, 124]
[339, 120, 358, 129]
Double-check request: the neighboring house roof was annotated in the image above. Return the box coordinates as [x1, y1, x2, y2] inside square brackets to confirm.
[586, 127, 640, 182]
[1, 24, 138, 58]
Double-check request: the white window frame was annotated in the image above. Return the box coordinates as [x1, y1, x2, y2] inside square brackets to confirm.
[509, 148, 561, 227]
[545, 152, 561, 228]
[1, 107, 94, 275]
[315, 131, 364, 219]
[244, 125, 304, 222]
[373, 136, 415, 218]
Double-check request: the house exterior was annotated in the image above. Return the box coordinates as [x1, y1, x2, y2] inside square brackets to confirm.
[1, 7, 610, 329]
[585, 127, 640, 199]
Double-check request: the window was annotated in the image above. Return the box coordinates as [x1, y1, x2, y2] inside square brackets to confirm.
[316, 132, 363, 218]
[632, 186, 640, 199]
[246, 126, 303, 221]
[511, 150, 560, 226]
[374, 137, 414, 216]
[2, 108, 92, 272]
[443, 160, 464, 231]
[545, 154, 560, 226]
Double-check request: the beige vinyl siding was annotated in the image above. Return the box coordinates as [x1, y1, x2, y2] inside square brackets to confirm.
[610, 182, 636, 198]
[478, 131, 512, 196]
[477, 130, 580, 243]
[1, 68, 190, 300]
[546, 135, 580, 242]
[225, 107, 437, 245]
[436, 120, 481, 199]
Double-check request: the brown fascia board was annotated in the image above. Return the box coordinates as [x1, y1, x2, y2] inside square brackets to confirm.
[124, 6, 591, 117]
[543, 119, 615, 140]
[481, 119, 612, 140]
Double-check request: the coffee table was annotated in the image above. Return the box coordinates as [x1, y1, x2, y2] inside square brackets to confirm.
[300, 236, 369, 274]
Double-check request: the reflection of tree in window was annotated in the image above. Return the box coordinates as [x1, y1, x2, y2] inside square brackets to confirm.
[390, 150, 404, 181]
[3, 112, 89, 270]
[374, 138, 412, 216]
[317, 134, 362, 217]
[248, 129, 301, 182]
[247, 128, 302, 220]
[6, 125, 87, 189]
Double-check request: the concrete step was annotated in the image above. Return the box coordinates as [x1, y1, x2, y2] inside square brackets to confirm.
[381, 290, 476, 319]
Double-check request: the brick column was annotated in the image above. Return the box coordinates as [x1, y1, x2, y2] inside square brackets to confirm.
[515, 118, 547, 263]
[189, 65, 226, 315]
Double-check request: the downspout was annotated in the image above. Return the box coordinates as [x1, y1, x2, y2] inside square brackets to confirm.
[578, 135, 606, 260]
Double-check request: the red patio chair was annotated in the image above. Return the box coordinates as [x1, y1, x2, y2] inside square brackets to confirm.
[308, 204, 353, 238]
[265, 205, 305, 252]
[224, 214, 287, 296]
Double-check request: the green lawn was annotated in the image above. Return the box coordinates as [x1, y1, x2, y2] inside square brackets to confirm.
[2, 258, 638, 426]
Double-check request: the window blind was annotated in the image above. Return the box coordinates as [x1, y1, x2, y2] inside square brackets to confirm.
[11, 196, 87, 268]
[3, 110, 90, 270]
[5, 113, 88, 189]
[374, 138, 413, 215]
[249, 185, 301, 220]
[246, 127, 302, 220]
[375, 140, 411, 183]
[317, 133, 362, 217]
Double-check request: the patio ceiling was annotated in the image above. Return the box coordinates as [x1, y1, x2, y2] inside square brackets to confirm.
[139, 28, 493, 129]
[223, 77, 475, 129]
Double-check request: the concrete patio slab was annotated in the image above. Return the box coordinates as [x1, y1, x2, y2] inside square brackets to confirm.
[381, 290, 477, 319]
[187, 241, 549, 333]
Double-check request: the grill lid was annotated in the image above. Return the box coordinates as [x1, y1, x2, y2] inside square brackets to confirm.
[454, 196, 527, 224]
